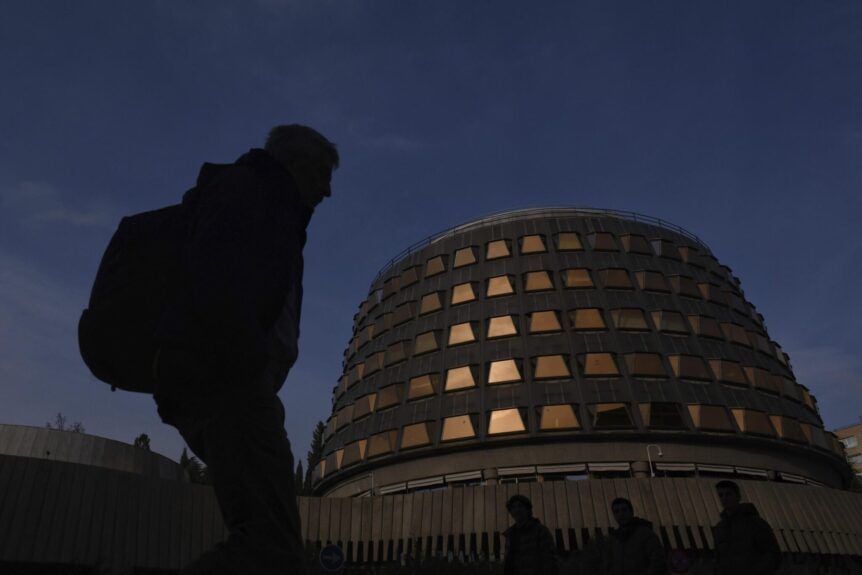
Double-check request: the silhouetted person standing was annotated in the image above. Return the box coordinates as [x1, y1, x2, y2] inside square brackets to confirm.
[713, 480, 780, 575]
[606, 497, 666, 575]
[152, 125, 338, 574]
[503, 494, 558, 575]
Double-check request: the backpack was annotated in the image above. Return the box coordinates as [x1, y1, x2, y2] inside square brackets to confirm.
[78, 204, 188, 393]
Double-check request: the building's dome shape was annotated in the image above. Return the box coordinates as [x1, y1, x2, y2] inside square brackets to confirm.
[314, 208, 849, 496]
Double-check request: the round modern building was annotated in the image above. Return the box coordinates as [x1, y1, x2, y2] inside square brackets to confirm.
[313, 208, 851, 497]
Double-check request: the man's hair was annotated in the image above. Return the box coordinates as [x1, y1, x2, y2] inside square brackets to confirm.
[265, 124, 339, 170]
[715, 480, 741, 495]
[611, 497, 633, 512]
[506, 494, 533, 513]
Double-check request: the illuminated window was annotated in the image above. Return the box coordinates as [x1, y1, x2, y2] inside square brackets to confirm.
[366, 430, 398, 458]
[599, 269, 633, 290]
[392, 302, 415, 326]
[698, 283, 725, 304]
[448, 322, 476, 346]
[581, 353, 619, 377]
[408, 374, 439, 400]
[520, 235, 547, 254]
[610, 308, 648, 331]
[385, 341, 407, 366]
[335, 404, 353, 429]
[374, 315, 393, 338]
[445, 365, 476, 391]
[324, 449, 344, 473]
[376, 384, 403, 410]
[562, 268, 594, 289]
[732, 409, 775, 437]
[486, 240, 511, 260]
[352, 393, 377, 420]
[651, 311, 689, 334]
[488, 359, 522, 384]
[313, 459, 326, 482]
[721, 323, 751, 347]
[400, 266, 420, 288]
[709, 360, 748, 387]
[687, 405, 733, 432]
[425, 255, 446, 277]
[651, 239, 682, 260]
[488, 409, 526, 435]
[529, 310, 562, 333]
[441, 415, 476, 442]
[770, 416, 807, 443]
[414, 331, 439, 355]
[419, 292, 443, 315]
[669, 275, 700, 298]
[687, 315, 723, 339]
[589, 232, 617, 251]
[557, 232, 583, 251]
[454, 246, 477, 268]
[382, 277, 400, 300]
[487, 315, 518, 339]
[668, 355, 711, 381]
[621, 234, 652, 254]
[625, 353, 666, 378]
[539, 405, 580, 430]
[451, 282, 477, 305]
[524, 271, 554, 292]
[341, 439, 367, 467]
[533, 355, 571, 379]
[348, 363, 364, 387]
[364, 352, 385, 376]
[569, 308, 605, 330]
[744, 367, 780, 395]
[589, 403, 633, 429]
[639, 403, 686, 429]
[401, 422, 432, 449]
[487, 275, 515, 297]
[636, 271, 671, 293]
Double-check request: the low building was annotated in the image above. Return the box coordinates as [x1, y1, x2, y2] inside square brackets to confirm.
[836, 422, 862, 477]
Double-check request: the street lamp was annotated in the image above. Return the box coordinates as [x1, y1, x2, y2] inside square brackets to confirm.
[646, 444, 663, 478]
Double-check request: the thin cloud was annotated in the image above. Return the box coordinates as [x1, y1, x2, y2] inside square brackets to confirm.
[0, 181, 116, 230]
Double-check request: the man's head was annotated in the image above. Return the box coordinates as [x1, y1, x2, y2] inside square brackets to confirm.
[715, 480, 741, 511]
[264, 124, 339, 209]
[611, 497, 634, 526]
[506, 494, 533, 526]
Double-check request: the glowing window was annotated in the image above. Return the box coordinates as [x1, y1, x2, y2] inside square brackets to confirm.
[589, 232, 616, 251]
[488, 359, 522, 384]
[687, 315, 723, 339]
[487, 315, 518, 339]
[670, 275, 700, 298]
[401, 422, 432, 449]
[621, 234, 652, 254]
[539, 405, 580, 431]
[639, 403, 686, 429]
[448, 322, 476, 346]
[451, 282, 477, 305]
[625, 353, 666, 378]
[569, 308, 605, 330]
[366, 430, 398, 458]
[445, 366, 476, 391]
[610, 308, 648, 331]
[419, 292, 443, 315]
[709, 360, 748, 387]
[520, 235, 547, 254]
[453, 247, 477, 268]
[376, 384, 402, 410]
[400, 266, 419, 288]
[352, 393, 377, 420]
[413, 331, 439, 355]
[562, 268, 594, 289]
[533, 355, 571, 379]
[382, 277, 400, 300]
[557, 232, 584, 251]
[732, 410, 775, 437]
[324, 449, 344, 473]
[600, 269, 633, 290]
[668, 355, 711, 381]
[770, 416, 807, 443]
[636, 271, 671, 293]
[364, 352, 385, 375]
[486, 240, 511, 260]
[524, 271, 554, 292]
[687, 405, 733, 432]
[487, 275, 515, 297]
[721, 323, 751, 346]
[529, 310, 562, 333]
[581, 353, 619, 377]
[425, 255, 446, 277]
[651, 311, 689, 334]
[392, 302, 415, 326]
[488, 409, 526, 435]
[408, 374, 439, 400]
[341, 439, 367, 467]
[589, 403, 633, 429]
[441, 415, 476, 442]
[385, 341, 407, 366]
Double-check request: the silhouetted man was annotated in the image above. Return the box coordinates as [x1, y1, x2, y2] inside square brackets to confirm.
[152, 125, 338, 574]
[503, 494, 558, 575]
[606, 497, 666, 575]
[713, 480, 780, 575]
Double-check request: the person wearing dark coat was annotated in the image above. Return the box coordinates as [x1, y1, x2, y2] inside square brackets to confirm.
[606, 498, 666, 575]
[713, 480, 781, 575]
[152, 124, 338, 574]
[503, 494, 559, 575]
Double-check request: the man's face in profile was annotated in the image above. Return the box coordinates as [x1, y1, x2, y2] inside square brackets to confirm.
[612, 502, 634, 526]
[716, 487, 740, 511]
[291, 156, 333, 209]
[508, 501, 530, 525]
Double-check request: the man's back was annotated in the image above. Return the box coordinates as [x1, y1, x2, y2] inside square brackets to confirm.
[503, 517, 558, 575]
[607, 517, 665, 575]
[713, 502, 780, 575]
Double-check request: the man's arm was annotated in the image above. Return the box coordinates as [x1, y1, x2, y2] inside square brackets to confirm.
[751, 518, 781, 575]
[539, 525, 559, 575]
[645, 530, 667, 575]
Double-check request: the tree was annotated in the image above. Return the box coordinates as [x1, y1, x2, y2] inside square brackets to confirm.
[45, 412, 85, 433]
[295, 461, 305, 495]
[304, 420, 326, 493]
[133, 433, 151, 451]
[179, 447, 211, 485]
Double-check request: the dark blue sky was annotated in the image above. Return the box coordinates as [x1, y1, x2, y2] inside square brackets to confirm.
[1, 1, 860, 464]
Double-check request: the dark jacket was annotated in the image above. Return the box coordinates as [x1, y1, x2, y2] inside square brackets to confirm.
[606, 517, 666, 575]
[503, 517, 558, 575]
[713, 503, 781, 575]
[154, 149, 310, 415]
